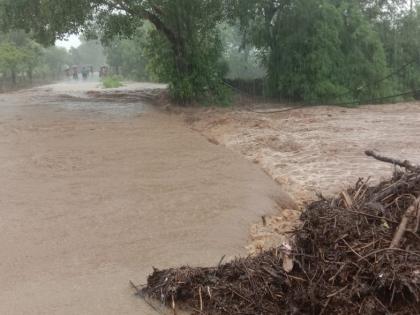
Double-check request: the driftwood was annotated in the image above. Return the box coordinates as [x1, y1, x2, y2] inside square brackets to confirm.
[390, 197, 420, 248]
[371, 173, 420, 202]
[138, 153, 420, 315]
[365, 150, 419, 171]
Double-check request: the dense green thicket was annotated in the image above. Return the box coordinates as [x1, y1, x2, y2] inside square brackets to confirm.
[230, 0, 420, 103]
[378, 5, 420, 97]
[2, 0, 420, 104]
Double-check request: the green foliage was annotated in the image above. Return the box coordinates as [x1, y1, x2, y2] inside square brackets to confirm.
[219, 24, 266, 80]
[3, 0, 420, 105]
[103, 26, 150, 80]
[0, 42, 26, 78]
[42, 46, 71, 79]
[0, 0, 230, 104]
[386, 7, 420, 94]
[0, 0, 95, 45]
[101, 75, 123, 88]
[69, 38, 105, 68]
[144, 26, 230, 104]
[337, 2, 392, 102]
[267, 0, 345, 101]
[0, 30, 71, 86]
[231, 0, 391, 103]
[139, 0, 229, 104]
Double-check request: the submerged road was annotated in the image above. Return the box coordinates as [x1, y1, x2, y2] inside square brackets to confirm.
[0, 82, 293, 314]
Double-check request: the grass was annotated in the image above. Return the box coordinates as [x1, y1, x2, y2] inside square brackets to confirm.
[102, 75, 124, 89]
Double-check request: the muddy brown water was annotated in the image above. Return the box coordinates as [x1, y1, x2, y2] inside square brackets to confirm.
[0, 83, 294, 314]
[190, 103, 420, 202]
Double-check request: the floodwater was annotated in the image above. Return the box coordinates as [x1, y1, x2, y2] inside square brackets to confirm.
[0, 82, 295, 314]
[190, 103, 420, 202]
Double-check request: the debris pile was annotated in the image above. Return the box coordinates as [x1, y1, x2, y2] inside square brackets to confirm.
[138, 152, 420, 314]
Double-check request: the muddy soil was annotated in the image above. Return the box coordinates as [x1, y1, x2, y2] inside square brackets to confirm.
[0, 82, 294, 314]
[185, 103, 420, 252]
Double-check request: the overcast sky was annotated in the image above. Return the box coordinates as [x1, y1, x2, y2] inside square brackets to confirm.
[55, 34, 81, 50]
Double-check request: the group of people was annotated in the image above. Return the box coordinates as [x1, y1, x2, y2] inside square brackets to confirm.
[65, 65, 109, 80]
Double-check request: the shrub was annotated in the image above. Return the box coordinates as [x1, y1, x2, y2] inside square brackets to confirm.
[101, 75, 123, 88]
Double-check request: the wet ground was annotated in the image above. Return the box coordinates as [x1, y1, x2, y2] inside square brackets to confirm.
[3, 81, 418, 313]
[0, 82, 294, 314]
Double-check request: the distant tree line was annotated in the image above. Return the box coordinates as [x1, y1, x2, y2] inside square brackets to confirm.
[0, 30, 108, 91]
[1, 0, 420, 104]
[0, 31, 68, 90]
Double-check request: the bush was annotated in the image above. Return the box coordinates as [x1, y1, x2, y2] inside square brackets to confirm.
[101, 75, 123, 88]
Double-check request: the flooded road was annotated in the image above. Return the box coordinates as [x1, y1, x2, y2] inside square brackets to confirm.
[0, 82, 293, 314]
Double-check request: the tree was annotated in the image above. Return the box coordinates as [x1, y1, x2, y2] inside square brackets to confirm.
[22, 41, 43, 81]
[219, 24, 265, 80]
[0, 42, 26, 84]
[3, 0, 420, 105]
[42, 46, 70, 79]
[69, 38, 106, 69]
[229, 0, 390, 103]
[1, 0, 229, 103]
[338, 2, 392, 102]
[104, 27, 150, 80]
[0, 30, 39, 84]
[390, 6, 420, 93]
[0, 30, 71, 86]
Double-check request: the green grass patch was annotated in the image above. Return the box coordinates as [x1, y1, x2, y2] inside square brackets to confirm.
[102, 75, 124, 89]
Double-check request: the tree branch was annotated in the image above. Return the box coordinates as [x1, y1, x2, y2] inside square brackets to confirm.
[389, 197, 420, 248]
[365, 150, 419, 171]
[114, 0, 178, 46]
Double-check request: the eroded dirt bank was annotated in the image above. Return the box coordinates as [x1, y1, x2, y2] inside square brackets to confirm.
[0, 83, 294, 314]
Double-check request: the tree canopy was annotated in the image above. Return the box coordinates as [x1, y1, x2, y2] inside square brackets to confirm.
[0, 30, 70, 88]
[2, 0, 420, 104]
[1, 0, 229, 103]
[0, 30, 106, 90]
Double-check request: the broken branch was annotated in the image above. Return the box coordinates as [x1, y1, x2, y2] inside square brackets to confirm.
[390, 197, 420, 248]
[365, 150, 418, 171]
